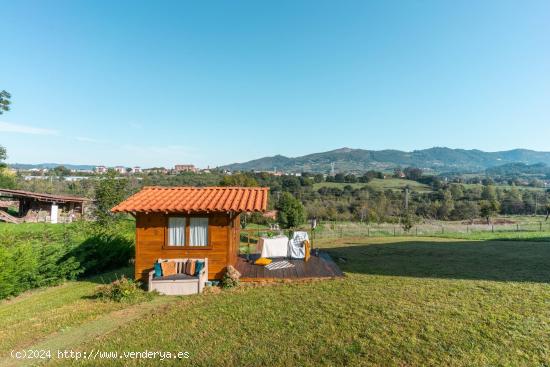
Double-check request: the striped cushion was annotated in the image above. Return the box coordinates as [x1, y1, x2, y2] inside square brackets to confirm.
[185, 260, 196, 275]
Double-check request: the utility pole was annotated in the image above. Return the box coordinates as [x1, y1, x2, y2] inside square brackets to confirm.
[404, 186, 409, 211]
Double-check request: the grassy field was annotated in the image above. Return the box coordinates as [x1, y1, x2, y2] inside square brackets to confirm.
[313, 178, 431, 192]
[0, 231, 547, 366]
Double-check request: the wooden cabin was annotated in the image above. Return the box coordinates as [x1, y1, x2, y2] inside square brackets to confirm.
[111, 186, 269, 281]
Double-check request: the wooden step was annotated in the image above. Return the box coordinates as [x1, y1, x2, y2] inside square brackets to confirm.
[0, 210, 20, 224]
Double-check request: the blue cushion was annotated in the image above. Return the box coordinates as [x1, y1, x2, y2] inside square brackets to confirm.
[154, 262, 163, 277]
[195, 260, 204, 276]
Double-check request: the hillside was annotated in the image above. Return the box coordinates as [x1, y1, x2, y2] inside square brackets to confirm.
[221, 147, 550, 173]
[9, 163, 96, 171]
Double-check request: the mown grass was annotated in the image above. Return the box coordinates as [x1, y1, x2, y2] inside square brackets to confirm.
[0, 268, 134, 356]
[313, 178, 431, 192]
[42, 236, 550, 366]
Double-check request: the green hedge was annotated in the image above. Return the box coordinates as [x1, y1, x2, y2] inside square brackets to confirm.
[0, 220, 135, 299]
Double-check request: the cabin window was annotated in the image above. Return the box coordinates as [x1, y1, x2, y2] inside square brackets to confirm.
[168, 217, 186, 246]
[190, 217, 209, 246]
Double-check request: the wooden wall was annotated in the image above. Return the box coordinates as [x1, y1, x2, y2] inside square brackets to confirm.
[134, 212, 239, 282]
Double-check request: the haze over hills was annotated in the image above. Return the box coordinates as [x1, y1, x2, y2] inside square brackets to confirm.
[9, 163, 96, 171]
[221, 147, 550, 174]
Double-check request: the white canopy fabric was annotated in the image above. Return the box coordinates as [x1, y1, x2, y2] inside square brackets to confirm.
[259, 236, 289, 258]
[288, 231, 309, 259]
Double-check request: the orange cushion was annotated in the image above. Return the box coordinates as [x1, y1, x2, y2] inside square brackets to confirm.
[161, 261, 176, 277]
[254, 257, 272, 266]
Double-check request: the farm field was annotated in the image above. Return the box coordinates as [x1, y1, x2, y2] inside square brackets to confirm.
[0, 229, 548, 366]
[313, 178, 432, 192]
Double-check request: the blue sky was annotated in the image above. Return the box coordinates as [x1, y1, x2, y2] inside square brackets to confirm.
[1, 0, 549, 168]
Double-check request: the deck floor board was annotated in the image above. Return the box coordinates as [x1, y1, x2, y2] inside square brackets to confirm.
[235, 253, 343, 282]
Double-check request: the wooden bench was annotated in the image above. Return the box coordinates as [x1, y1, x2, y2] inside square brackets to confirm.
[148, 258, 208, 295]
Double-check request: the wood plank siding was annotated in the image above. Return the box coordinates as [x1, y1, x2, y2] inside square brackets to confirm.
[135, 212, 241, 281]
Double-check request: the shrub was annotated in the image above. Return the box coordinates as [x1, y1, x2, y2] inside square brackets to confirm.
[95, 276, 152, 303]
[221, 265, 241, 289]
[0, 220, 135, 300]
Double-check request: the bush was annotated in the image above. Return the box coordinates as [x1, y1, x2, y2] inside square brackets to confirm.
[221, 265, 241, 289]
[0, 220, 135, 300]
[95, 276, 152, 303]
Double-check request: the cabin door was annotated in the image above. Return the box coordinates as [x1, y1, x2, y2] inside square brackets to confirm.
[51, 204, 58, 224]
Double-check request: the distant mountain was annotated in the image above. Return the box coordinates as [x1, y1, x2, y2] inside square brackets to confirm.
[9, 163, 96, 171]
[221, 147, 550, 173]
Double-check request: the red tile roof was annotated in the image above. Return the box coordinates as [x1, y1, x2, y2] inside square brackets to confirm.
[111, 186, 269, 214]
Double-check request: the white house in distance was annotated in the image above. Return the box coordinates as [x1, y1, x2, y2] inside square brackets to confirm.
[94, 166, 108, 174]
[114, 166, 126, 174]
[131, 166, 142, 174]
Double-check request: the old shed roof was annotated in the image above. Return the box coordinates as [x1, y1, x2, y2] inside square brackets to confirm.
[0, 189, 91, 203]
[111, 186, 269, 214]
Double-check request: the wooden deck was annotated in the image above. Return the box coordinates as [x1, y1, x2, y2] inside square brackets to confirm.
[235, 252, 344, 282]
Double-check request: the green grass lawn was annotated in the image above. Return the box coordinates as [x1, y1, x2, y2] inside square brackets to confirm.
[1, 235, 549, 366]
[313, 178, 431, 192]
[0, 268, 134, 357]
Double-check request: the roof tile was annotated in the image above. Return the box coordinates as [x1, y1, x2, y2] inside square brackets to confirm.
[111, 186, 269, 214]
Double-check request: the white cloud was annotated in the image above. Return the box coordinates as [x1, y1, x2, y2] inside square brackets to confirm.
[0, 121, 58, 135]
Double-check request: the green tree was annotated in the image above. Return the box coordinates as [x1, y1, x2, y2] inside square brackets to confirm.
[276, 192, 306, 228]
[53, 165, 71, 177]
[0, 145, 6, 168]
[481, 185, 497, 201]
[220, 173, 258, 187]
[94, 171, 129, 223]
[404, 167, 423, 181]
[436, 189, 454, 220]
[0, 90, 11, 114]
[480, 200, 500, 224]
[334, 173, 345, 183]
[0, 145, 16, 188]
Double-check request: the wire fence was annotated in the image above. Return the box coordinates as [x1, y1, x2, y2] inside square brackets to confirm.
[311, 220, 550, 239]
[239, 219, 550, 254]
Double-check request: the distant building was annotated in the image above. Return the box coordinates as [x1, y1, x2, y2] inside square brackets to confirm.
[131, 166, 142, 174]
[114, 166, 126, 174]
[174, 164, 197, 173]
[95, 166, 108, 174]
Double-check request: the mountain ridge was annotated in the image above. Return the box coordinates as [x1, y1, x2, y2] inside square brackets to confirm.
[221, 147, 550, 173]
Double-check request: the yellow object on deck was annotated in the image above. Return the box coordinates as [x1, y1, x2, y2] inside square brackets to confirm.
[254, 257, 273, 266]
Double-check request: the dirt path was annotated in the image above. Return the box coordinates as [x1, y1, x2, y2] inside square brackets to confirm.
[1, 296, 178, 367]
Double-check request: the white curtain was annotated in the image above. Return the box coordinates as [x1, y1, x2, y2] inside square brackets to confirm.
[190, 217, 208, 246]
[168, 217, 186, 246]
